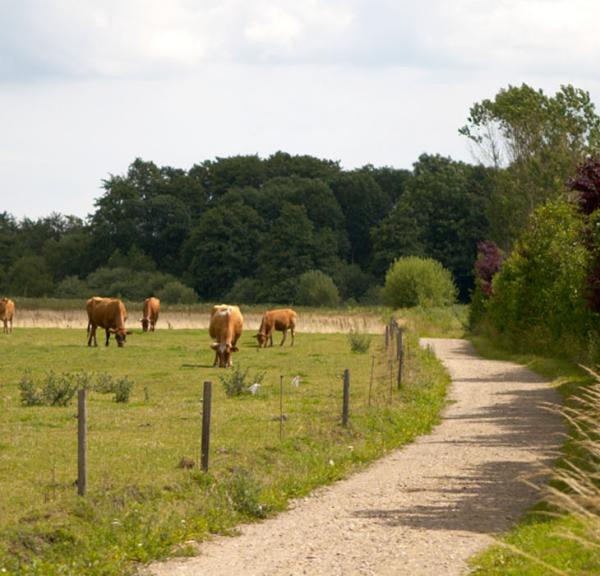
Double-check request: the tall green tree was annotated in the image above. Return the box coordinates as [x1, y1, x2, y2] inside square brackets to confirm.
[460, 83, 600, 247]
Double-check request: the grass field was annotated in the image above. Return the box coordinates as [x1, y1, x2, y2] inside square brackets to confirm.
[0, 324, 449, 575]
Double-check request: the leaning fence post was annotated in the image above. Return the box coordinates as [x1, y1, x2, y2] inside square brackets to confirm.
[201, 381, 212, 472]
[385, 325, 390, 350]
[342, 369, 350, 427]
[77, 388, 87, 496]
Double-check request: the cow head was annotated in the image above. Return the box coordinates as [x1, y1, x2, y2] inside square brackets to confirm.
[112, 329, 132, 347]
[210, 342, 239, 367]
[254, 333, 267, 347]
[141, 318, 149, 332]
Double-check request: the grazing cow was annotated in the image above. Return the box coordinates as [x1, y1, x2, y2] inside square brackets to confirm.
[255, 308, 297, 348]
[0, 298, 15, 334]
[141, 297, 160, 332]
[86, 297, 131, 347]
[208, 304, 243, 367]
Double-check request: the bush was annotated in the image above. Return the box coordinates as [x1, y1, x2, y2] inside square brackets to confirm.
[227, 469, 266, 518]
[157, 281, 198, 304]
[54, 276, 90, 298]
[8, 256, 54, 297]
[487, 199, 591, 353]
[348, 330, 371, 353]
[86, 267, 178, 301]
[94, 373, 134, 403]
[19, 371, 79, 407]
[295, 270, 340, 307]
[382, 257, 457, 309]
[224, 278, 260, 304]
[219, 365, 265, 397]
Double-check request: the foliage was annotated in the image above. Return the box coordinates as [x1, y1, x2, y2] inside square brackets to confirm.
[54, 275, 90, 298]
[156, 281, 197, 305]
[219, 365, 266, 397]
[295, 270, 341, 307]
[568, 156, 600, 215]
[460, 84, 600, 248]
[383, 257, 457, 309]
[7, 256, 54, 297]
[19, 371, 78, 407]
[227, 469, 267, 518]
[370, 154, 491, 299]
[483, 199, 593, 356]
[85, 267, 178, 301]
[95, 373, 134, 403]
[474, 240, 505, 297]
[347, 330, 371, 353]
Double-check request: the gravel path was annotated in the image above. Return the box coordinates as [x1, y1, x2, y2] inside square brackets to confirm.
[145, 338, 564, 576]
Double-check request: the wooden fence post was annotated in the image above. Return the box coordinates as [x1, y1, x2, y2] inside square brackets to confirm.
[77, 388, 87, 496]
[368, 356, 375, 408]
[397, 329, 405, 388]
[279, 375, 284, 440]
[385, 325, 389, 350]
[201, 381, 212, 472]
[342, 369, 350, 427]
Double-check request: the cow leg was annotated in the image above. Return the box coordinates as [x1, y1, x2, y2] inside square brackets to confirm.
[268, 332, 273, 347]
[280, 330, 287, 346]
[105, 329, 111, 347]
[290, 326, 295, 347]
[87, 325, 96, 347]
[213, 351, 219, 367]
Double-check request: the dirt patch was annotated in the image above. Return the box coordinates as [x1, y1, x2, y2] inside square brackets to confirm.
[12, 309, 384, 334]
[144, 338, 564, 576]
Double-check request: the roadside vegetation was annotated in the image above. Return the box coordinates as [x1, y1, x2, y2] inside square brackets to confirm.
[0, 325, 449, 576]
[469, 156, 600, 573]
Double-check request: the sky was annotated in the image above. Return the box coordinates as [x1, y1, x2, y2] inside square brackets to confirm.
[2, 0, 600, 220]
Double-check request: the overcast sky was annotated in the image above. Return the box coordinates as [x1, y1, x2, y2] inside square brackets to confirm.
[2, 0, 600, 219]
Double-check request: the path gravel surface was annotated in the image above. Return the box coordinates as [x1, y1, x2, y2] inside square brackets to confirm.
[145, 338, 564, 576]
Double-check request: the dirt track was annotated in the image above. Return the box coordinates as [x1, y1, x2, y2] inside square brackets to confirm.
[145, 338, 564, 576]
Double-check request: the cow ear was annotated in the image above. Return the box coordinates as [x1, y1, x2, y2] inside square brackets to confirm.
[126, 331, 132, 335]
[109, 328, 117, 333]
[210, 342, 219, 350]
[253, 334, 260, 339]
[232, 346, 239, 352]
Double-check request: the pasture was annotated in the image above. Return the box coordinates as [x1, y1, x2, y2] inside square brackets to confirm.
[0, 323, 449, 575]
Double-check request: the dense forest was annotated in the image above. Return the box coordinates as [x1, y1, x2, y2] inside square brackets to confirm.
[1, 83, 598, 305]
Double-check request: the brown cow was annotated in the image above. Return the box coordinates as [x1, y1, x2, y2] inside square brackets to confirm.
[86, 296, 131, 347]
[254, 308, 297, 348]
[208, 304, 243, 367]
[141, 297, 160, 332]
[0, 298, 15, 334]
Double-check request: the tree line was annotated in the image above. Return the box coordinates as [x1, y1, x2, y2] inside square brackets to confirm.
[1, 83, 598, 306]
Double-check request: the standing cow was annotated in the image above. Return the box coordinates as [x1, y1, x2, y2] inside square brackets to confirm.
[209, 304, 243, 367]
[255, 308, 297, 348]
[141, 297, 160, 332]
[0, 298, 15, 334]
[86, 297, 131, 347]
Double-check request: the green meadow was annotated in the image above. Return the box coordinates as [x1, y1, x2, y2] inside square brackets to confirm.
[0, 325, 448, 575]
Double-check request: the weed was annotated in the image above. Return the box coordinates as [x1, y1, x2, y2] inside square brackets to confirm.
[94, 373, 134, 403]
[19, 371, 78, 407]
[219, 365, 265, 397]
[348, 330, 372, 353]
[227, 469, 267, 518]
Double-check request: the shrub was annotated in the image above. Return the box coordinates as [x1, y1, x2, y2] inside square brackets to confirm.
[295, 270, 340, 307]
[348, 330, 371, 353]
[219, 365, 265, 397]
[227, 469, 266, 518]
[54, 276, 90, 299]
[224, 278, 260, 304]
[382, 257, 457, 309]
[94, 372, 134, 403]
[157, 281, 198, 304]
[19, 371, 78, 407]
[487, 199, 591, 352]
